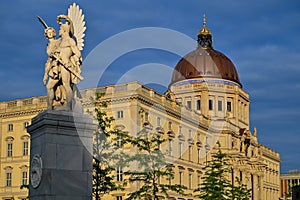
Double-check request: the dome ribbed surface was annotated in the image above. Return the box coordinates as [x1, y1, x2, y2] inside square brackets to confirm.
[170, 46, 241, 87]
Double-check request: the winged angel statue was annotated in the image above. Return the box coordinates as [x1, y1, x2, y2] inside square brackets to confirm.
[39, 3, 86, 111]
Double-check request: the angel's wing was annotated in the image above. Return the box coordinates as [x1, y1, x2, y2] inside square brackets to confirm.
[68, 3, 86, 51]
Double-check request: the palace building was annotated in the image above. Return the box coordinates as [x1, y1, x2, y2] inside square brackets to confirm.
[0, 19, 280, 199]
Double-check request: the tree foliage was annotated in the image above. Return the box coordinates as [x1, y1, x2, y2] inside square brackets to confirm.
[231, 178, 251, 200]
[91, 93, 186, 199]
[125, 127, 187, 200]
[92, 93, 130, 199]
[194, 146, 232, 200]
[194, 143, 251, 200]
[92, 93, 249, 200]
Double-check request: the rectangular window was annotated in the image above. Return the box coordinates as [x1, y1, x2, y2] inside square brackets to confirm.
[23, 142, 29, 156]
[24, 122, 29, 129]
[145, 112, 149, 121]
[231, 168, 234, 185]
[197, 148, 201, 164]
[116, 167, 123, 181]
[209, 100, 213, 110]
[240, 171, 243, 181]
[168, 174, 172, 185]
[6, 172, 12, 186]
[7, 143, 13, 157]
[7, 101, 17, 108]
[188, 146, 192, 161]
[168, 121, 172, 130]
[188, 130, 192, 139]
[179, 171, 183, 185]
[39, 97, 47, 103]
[22, 172, 28, 185]
[227, 102, 232, 112]
[187, 101, 191, 109]
[196, 100, 201, 110]
[188, 173, 192, 189]
[157, 117, 161, 126]
[197, 174, 201, 186]
[117, 111, 123, 119]
[116, 196, 123, 200]
[168, 140, 173, 156]
[179, 142, 183, 159]
[258, 176, 261, 191]
[23, 99, 33, 105]
[8, 124, 13, 132]
[218, 100, 223, 111]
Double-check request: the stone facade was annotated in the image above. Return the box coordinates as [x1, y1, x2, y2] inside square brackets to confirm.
[85, 81, 281, 200]
[0, 97, 46, 200]
[0, 81, 280, 199]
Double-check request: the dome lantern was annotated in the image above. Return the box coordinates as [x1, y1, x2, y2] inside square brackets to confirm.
[170, 15, 242, 87]
[197, 15, 213, 48]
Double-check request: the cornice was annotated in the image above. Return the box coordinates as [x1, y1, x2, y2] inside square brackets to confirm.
[0, 109, 44, 118]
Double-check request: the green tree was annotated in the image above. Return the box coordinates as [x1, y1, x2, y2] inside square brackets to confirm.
[231, 178, 251, 200]
[92, 94, 186, 199]
[125, 127, 187, 200]
[92, 93, 130, 199]
[194, 142, 251, 200]
[194, 145, 232, 200]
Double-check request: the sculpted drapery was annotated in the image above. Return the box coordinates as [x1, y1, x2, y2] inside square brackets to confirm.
[39, 3, 86, 111]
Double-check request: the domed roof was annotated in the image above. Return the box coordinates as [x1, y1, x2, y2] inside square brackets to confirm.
[170, 16, 241, 87]
[170, 46, 241, 86]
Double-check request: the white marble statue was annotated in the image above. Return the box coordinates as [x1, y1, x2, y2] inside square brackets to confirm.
[38, 3, 86, 111]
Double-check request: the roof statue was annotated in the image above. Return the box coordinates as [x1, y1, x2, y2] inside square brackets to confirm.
[38, 3, 86, 111]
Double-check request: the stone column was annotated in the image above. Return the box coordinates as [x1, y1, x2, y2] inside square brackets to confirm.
[201, 90, 209, 117]
[252, 174, 258, 200]
[27, 110, 96, 200]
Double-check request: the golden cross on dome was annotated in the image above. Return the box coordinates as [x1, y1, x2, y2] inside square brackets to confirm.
[203, 14, 207, 27]
[197, 13, 213, 48]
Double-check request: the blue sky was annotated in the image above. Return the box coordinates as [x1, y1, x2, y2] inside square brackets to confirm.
[1, 0, 300, 173]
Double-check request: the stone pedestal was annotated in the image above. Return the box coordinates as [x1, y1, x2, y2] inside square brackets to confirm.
[27, 110, 96, 200]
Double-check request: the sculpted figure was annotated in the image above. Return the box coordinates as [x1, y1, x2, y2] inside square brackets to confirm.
[42, 27, 66, 108]
[43, 27, 58, 85]
[38, 3, 86, 111]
